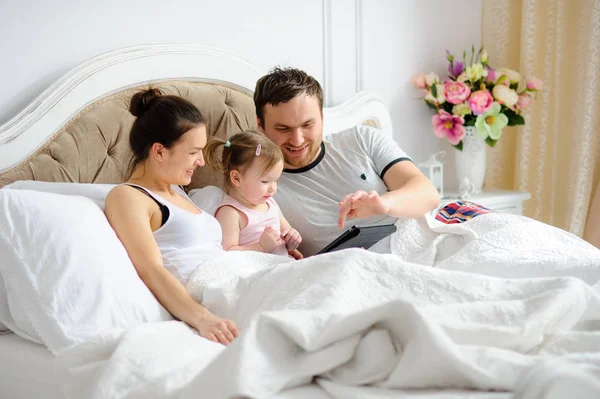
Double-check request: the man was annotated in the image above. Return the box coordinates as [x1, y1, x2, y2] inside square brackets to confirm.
[254, 67, 440, 256]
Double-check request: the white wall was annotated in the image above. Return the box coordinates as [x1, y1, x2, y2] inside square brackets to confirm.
[0, 0, 325, 123]
[0, 0, 482, 189]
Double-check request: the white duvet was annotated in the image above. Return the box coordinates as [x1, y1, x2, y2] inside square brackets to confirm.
[57, 213, 600, 399]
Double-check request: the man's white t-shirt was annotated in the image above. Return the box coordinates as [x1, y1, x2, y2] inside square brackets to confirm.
[274, 125, 411, 256]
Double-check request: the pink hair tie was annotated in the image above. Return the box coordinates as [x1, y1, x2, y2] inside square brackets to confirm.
[255, 144, 262, 156]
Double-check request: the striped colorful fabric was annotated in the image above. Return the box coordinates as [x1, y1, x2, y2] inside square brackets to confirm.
[435, 201, 494, 224]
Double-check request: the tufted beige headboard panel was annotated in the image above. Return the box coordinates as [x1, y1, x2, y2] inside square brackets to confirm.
[0, 81, 257, 190]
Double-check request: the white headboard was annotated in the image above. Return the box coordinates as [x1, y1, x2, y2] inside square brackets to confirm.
[0, 44, 392, 173]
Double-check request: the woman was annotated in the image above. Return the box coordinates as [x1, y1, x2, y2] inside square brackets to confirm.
[104, 88, 239, 345]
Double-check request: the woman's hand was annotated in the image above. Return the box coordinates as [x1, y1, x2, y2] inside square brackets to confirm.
[281, 228, 302, 250]
[259, 225, 284, 252]
[337, 190, 390, 228]
[194, 312, 240, 345]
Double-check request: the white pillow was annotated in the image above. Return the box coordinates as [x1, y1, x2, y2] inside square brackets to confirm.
[189, 185, 226, 216]
[0, 189, 173, 352]
[0, 280, 9, 332]
[4, 181, 115, 209]
[0, 181, 115, 334]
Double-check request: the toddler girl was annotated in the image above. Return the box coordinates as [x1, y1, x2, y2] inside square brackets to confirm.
[204, 131, 302, 257]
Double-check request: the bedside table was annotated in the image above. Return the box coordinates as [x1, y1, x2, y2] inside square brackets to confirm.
[438, 189, 531, 215]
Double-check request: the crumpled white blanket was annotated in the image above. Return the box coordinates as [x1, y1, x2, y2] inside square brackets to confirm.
[391, 213, 600, 284]
[57, 229, 600, 399]
[513, 357, 600, 399]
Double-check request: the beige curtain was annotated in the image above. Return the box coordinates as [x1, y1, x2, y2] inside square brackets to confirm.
[585, 180, 600, 247]
[482, 0, 600, 240]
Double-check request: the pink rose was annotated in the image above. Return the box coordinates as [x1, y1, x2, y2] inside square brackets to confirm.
[527, 77, 543, 91]
[412, 73, 427, 89]
[468, 90, 494, 115]
[516, 93, 532, 110]
[444, 81, 471, 105]
[431, 110, 465, 145]
[485, 67, 496, 83]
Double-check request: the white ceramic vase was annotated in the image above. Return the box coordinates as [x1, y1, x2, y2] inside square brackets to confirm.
[455, 126, 486, 196]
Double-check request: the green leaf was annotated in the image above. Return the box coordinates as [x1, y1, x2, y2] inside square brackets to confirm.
[442, 102, 453, 113]
[453, 141, 464, 151]
[464, 118, 476, 126]
[431, 84, 438, 97]
[496, 75, 508, 85]
[510, 83, 518, 90]
[425, 101, 438, 112]
[504, 108, 525, 126]
[510, 114, 525, 125]
[469, 45, 475, 65]
[485, 137, 498, 147]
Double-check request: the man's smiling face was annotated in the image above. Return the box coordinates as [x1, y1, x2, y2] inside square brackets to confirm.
[258, 94, 323, 169]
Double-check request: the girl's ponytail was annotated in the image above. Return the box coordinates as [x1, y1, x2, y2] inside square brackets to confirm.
[203, 138, 227, 174]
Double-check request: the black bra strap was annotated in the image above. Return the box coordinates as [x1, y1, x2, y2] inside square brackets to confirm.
[127, 185, 170, 227]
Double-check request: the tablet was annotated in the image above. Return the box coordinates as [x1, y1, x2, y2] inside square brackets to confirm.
[316, 223, 397, 254]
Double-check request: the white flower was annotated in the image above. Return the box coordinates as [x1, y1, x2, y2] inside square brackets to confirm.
[481, 50, 489, 64]
[492, 85, 519, 107]
[424, 84, 446, 104]
[496, 68, 521, 84]
[465, 63, 487, 82]
[425, 73, 439, 86]
[452, 102, 472, 117]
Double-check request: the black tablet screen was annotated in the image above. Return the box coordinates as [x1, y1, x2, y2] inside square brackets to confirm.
[316, 224, 397, 254]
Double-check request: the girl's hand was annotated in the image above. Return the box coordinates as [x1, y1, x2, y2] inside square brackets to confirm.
[288, 249, 304, 260]
[194, 312, 239, 345]
[281, 228, 302, 250]
[259, 225, 284, 253]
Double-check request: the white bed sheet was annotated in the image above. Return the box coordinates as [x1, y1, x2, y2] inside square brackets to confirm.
[272, 385, 511, 399]
[0, 332, 66, 399]
[0, 332, 506, 399]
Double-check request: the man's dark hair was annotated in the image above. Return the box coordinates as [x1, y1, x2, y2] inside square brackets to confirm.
[254, 67, 323, 126]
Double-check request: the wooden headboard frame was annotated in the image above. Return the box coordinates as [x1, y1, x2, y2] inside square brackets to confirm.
[0, 44, 393, 174]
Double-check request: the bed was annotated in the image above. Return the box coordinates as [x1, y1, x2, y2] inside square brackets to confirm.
[1, 44, 600, 399]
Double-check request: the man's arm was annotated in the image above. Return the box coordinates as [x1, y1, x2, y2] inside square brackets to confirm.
[380, 160, 441, 217]
[337, 161, 440, 227]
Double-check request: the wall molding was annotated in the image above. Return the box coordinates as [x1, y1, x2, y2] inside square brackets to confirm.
[355, 0, 362, 92]
[321, 0, 332, 107]
[322, 0, 363, 106]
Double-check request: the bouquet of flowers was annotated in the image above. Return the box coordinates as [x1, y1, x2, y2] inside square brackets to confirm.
[412, 46, 542, 150]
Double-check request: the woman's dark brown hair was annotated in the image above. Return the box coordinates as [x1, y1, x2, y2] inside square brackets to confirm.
[128, 88, 205, 176]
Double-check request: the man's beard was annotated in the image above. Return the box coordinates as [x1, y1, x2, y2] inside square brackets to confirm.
[283, 141, 320, 168]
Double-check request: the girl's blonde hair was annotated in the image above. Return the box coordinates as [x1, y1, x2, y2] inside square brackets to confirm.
[204, 130, 284, 192]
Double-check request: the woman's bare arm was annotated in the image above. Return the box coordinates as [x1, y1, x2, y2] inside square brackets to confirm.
[104, 185, 238, 344]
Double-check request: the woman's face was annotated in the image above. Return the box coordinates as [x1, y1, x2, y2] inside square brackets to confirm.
[161, 125, 207, 185]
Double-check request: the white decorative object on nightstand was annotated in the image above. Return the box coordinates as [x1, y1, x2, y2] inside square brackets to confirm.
[438, 189, 531, 215]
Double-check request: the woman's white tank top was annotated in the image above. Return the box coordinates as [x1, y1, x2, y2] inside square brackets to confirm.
[126, 184, 224, 285]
